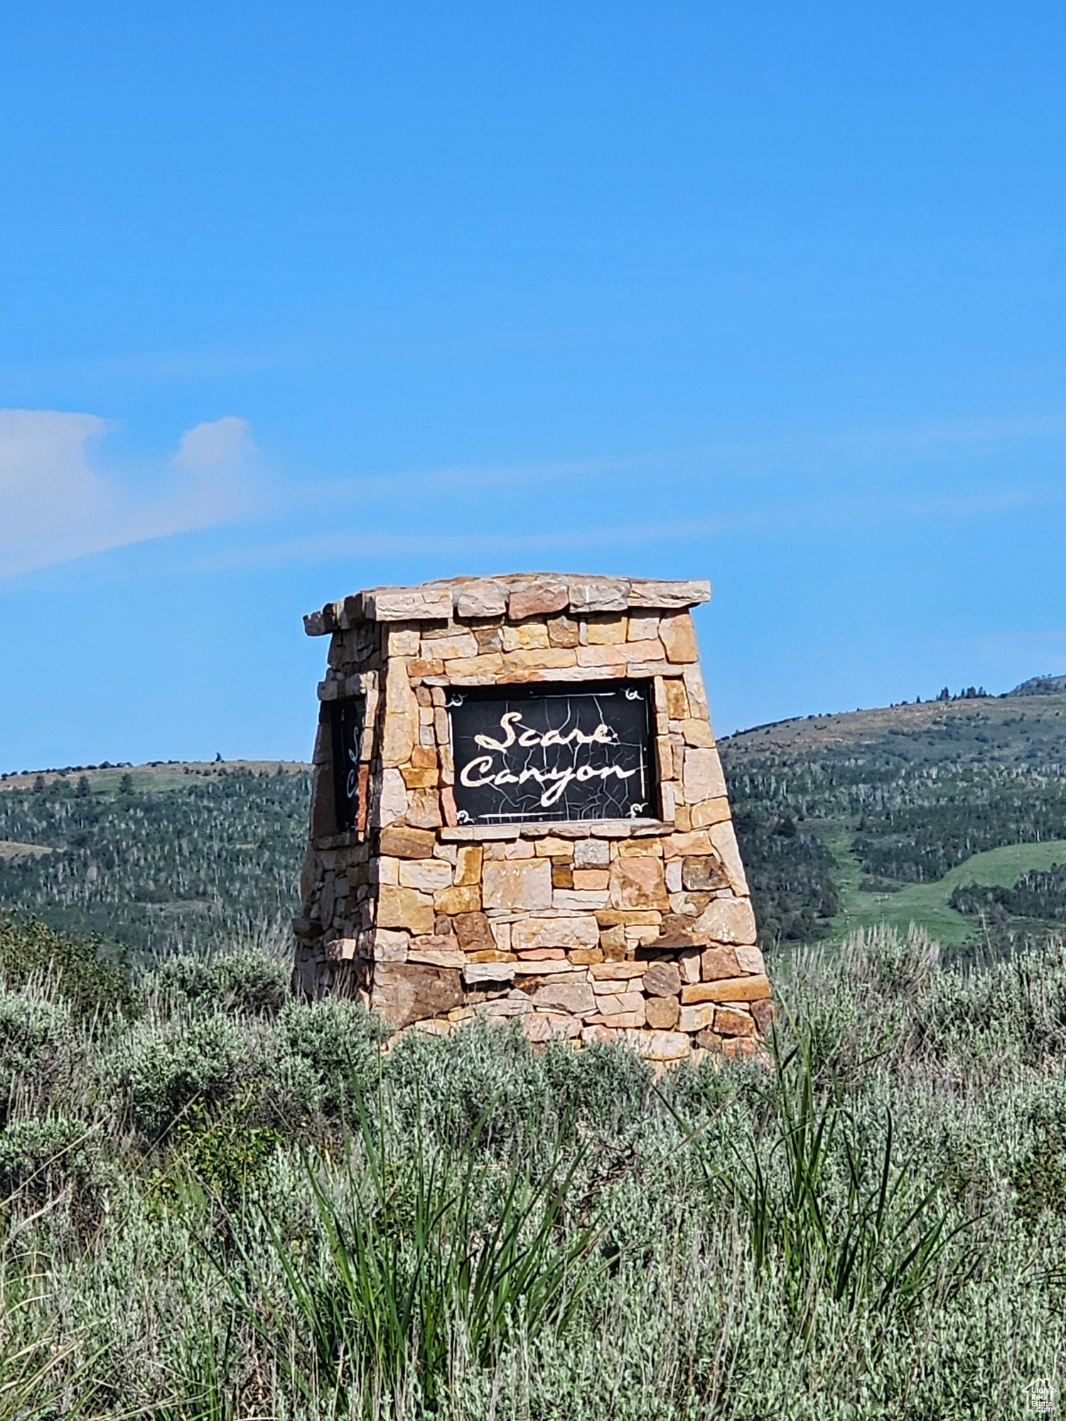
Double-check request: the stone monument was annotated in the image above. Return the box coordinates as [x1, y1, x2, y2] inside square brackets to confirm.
[294, 574, 771, 1062]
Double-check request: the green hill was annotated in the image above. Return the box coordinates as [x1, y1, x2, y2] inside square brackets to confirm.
[5, 682, 1066, 963]
[720, 687, 1066, 955]
[0, 761, 310, 962]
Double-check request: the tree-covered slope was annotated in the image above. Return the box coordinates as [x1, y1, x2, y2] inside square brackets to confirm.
[720, 688, 1066, 951]
[5, 683, 1066, 962]
[0, 762, 310, 961]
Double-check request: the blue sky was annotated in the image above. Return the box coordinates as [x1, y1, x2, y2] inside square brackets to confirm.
[2, 0, 1065, 770]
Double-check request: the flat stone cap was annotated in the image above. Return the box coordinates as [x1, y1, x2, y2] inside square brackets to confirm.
[304, 573, 711, 635]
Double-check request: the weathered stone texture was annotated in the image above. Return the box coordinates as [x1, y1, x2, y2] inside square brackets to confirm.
[294, 572, 767, 1065]
[482, 859, 553, 911]
[372, 962, 463, 1029]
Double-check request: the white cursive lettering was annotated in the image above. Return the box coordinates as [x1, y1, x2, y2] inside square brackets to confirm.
[474, 710, 617, 754]
[458, 754, 637, 808]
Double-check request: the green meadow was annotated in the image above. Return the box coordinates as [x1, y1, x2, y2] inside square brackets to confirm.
[831, 835, 1066, 947]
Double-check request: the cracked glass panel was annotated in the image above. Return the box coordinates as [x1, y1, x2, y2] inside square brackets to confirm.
[449, 680, 656, 824]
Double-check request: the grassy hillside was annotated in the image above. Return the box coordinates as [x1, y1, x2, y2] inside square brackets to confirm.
[0, 914, 1060, 1418]
[720, 688, 1066, 954]
[0, 761, 310, 963]
[5, 685, 1066, 964]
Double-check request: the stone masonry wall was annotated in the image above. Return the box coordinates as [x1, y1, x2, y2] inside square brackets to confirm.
[293, 575, 771, 1065]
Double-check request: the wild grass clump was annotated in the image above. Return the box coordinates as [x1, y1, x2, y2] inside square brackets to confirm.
[0, 920, 1060, 1415]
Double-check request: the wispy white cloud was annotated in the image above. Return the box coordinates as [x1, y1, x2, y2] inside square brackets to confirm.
[0, 410, 255, 579]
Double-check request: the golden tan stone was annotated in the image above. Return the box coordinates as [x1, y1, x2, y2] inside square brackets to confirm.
[482, 858, 553, 910]
[422, 634, 479, 660]
[608, 857, 669, 910]
[454, 844, 483, 886]
[382, 659, 418, 767]
[598, 924, 626, 958]
[595, 909, 662, 926]
[617, 838, 663, 856]
[700, 945, 741, 980]
[568, 947, 604, 964]
[664, 679, 688, 719]
[660, 612, 699, 663]
[682, 718, 715, 748]
[434, 883, 482, 914]
[551, 861, 574, 889]
[406, 658, 444, 678]
[400, 765, 439, 788]
[709, 821, 749, 894]
[585, 615, 628, 644]
[379, 826, 436, 859]
[690, 797, 731, 828]
[681, 973, 770, 1004]
[502, 647, 578, 671]
[534, 837, 575, 857]
[645, 994, 680, 1030]
[663, 830, 713, 858]
[547, 614, 580, 647]
[501, 622, 550, 651]
[442, 653, 505, 678]
[573, 868, 609, 890]
[377, 885, 435, 936]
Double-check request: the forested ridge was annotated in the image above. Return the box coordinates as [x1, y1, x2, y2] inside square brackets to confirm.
[720, 687, 1066, 949]
[4, 685, 1066, 961]
[0, 763, 310, 961]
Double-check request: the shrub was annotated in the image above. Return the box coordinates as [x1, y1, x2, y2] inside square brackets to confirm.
[0, 991, 73, 1111]
[109, 1013, 255, 1140]
[0, 1115, 109, 1223]
[273, 997, 383, 1119]
[146, 948, 289, 1016]
[0, 915, 133, 1020]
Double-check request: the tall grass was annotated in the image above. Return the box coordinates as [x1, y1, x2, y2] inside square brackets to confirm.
[234, 1106, 601, 1414]
[0, 923, 1061, 1416]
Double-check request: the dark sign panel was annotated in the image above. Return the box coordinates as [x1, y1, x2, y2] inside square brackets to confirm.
[449, 680, 656, 824]
[330, 697, 365, 833]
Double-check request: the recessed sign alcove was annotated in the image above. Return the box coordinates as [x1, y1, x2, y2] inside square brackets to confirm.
[329, 696, 365, 833]
[449, 680, 655, 824]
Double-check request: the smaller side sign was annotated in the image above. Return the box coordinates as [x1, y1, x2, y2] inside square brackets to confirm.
[329, 697, 365, 833]
[449, 680, 656, 824]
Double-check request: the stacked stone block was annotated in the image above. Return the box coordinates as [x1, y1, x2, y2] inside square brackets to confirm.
[294, 574, 771, 1063]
